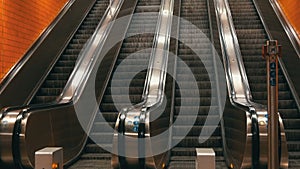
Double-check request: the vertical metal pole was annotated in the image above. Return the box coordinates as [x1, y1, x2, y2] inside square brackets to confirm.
[262, 40, 281, 169]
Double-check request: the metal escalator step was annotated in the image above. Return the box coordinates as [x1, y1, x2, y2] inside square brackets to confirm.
[250, 83, 289, 91]
[119, 47, 152, 53]
[173, 125, 221, 137]
[56, 60, 76, 67]
[247, 75, 285, 83]
[121, 42, 154, 48]
[110, 65, 148, 72]
[43, 80, 67, 88]
[67, 43, 85, 49]
[60, 55, 78, 60]
[85, 144, 111, 154]
[102, 95, 142, 103]
[287, 141, 300, 151]
[168, 161, 195, 169]
[38, 88, 62, 95]
[32, 96, 57, 103]
[48, 73, 70, 80]
[64, 48, 83, 54]
[289, 151, 300, 159]
[278, 109, 299, 118]
[89, 132, 114, 144]
[109, 72, 146, 80]
[173, 115, 221, 126]
[174, 106, 219, 115]
[100, 103, 125, 112]
[80, 153, 111, 160]
[174, 82, 213, 89]
[285, 130, 300, 141]
[169, 155, 228, 168]
[252, 91, 292, 100]
[252, 100, 296, 108]
[92, 120, 115, 129]
[176, 74, 210, 81]
[176, 54, 213, 61]
[175, 97, 216, 106]
[134, 6, 160, 13]
[179, 44, 212, 50]
[234, 24, 263, 29]
[52, 66, 74, 73]
[283, 119, 300, 129]
[173, 136, 222, 148]
[94, 113, 118, 123]
[66, 158, 112, 169]
[171, 147, 223, 157]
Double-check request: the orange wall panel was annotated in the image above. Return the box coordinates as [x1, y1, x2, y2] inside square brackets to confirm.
[0, 0, 68, 81]
[277, 0, 300, 39]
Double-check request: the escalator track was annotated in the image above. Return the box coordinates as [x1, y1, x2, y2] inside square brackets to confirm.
[66, 0, 161, 168]
[31, 0, 109, 104]
[168, 0, 227, 168]
[228, 0, 300, 168]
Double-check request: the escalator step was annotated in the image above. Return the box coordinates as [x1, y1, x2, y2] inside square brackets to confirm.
[168, 0, 226, 168]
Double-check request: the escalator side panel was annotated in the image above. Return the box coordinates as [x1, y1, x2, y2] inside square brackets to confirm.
[0, 0, 97, 109]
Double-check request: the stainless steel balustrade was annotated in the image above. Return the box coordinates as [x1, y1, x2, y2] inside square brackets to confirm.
[59, 0, 123, 103]
[112, 0, 174, 168]
[213, 0, 288, 168]
[0, 0, 125, 168]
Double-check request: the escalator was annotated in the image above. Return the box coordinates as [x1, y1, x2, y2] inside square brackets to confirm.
[228, 0, 300, 168]
[31, 0, 109, 104]
[66, 0, 161, 168]
[168, 0, 227, 168]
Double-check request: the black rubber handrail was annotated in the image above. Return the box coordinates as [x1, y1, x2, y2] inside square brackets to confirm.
[250, 109, 260, 169]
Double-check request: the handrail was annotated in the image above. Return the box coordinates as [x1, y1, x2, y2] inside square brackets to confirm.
[214, 0, 263, 168]
[58, 0, 123, 103]
[0, 0, 74, 88]
[113, 0, 174, 168]
[216, 0, 255, 107]
[269, 0, 300, 58]
[0, 0, 125, 168]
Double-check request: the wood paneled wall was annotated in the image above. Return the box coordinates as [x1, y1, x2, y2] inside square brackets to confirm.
[0, 0, 68, 81]
[277, 0, 300, 39]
